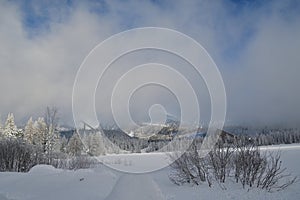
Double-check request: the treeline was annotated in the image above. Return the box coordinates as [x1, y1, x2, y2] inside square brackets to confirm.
[0, 108, 100, 172]
[254, 128, 300, 145]
[1, 108, 300, 172]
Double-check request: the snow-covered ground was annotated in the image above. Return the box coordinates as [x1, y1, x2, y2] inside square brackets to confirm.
[0, 143, 300, 200]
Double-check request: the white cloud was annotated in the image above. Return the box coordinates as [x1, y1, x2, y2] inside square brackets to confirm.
[0, 0, 299, 127]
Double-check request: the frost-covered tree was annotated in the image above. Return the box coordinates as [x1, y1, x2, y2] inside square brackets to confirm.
[16, 129, 24, 138]
[59, 136, 68, 153]
[82, 132, 106, 156]
[82, 133, 94, 155]
[44, 122, 54, 153]
[3, 113, 18, 139]
[33, 117, 58, 163]
[90, 133, 105, 156]
[24, 117, 35, 144]
[67, 133, 84, 156]
[43, 107, 60, 155]
[32, 117, 56, 153]
[34, 117, 47, 150]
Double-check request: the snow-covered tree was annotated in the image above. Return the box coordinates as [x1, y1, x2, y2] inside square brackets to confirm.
[67, 133, 84, 156]
[33, 117, 59, 163]
[3, 113, 18, 139]
[47, 122, 55, 152]
[24, 117, 35, 144]
[82, 133, 93, 155]
[16, 129, 24, 138]
[59, 136, 68, 153]
[82, 132, 106, 156]
[34, 117, 47, 150]
[43, 107, 61, 155]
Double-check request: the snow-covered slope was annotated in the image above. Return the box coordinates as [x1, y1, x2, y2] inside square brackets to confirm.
[0, 165, 118, 200]
[0, 144, 300, 200]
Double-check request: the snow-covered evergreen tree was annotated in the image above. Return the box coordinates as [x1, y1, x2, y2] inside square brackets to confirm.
[45, 127, 55, 154]
[82, 133, 93, 155]
[34, 117, 47, 150]
[67, 133, 84, 156]
[90, 133, 105, 156]
[82, 132, 105, 156]
[25, 115, 61, 164]
[24, 117, 35, 144]
[59, 136, 68, 153]
[16, 129, 24, 138]
[43, 107, 61, 156]
[3, 113, 18, 139]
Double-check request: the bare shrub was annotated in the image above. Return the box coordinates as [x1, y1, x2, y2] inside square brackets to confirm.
[169, 142, 211, 186]
[233, 137, 267, 188]
[258, 152, 297, 192]
[208, 141, 234, 184]
[49, 155, 98, 170]
[232, 137, 297, 191]
[48, 152, 68, 169]
[67, 156, 98, 170]
[169, 136, 297, 192]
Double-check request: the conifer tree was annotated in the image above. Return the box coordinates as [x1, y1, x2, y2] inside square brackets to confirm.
[34, 117, 47, 150]
[3, 113, 18, 139]
[67, 133, 84, 156]
[24, 117, 35, 144]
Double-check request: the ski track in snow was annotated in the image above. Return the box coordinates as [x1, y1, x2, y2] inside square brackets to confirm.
[105, 174, 166, 200]
[259, 144, 300, 150]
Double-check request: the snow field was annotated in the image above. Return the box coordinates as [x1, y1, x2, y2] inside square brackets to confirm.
[0, 143, 299, 200]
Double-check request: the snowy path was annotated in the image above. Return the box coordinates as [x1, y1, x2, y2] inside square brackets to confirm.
[259, 143, 300, 150]
[105, 174, 166, 200]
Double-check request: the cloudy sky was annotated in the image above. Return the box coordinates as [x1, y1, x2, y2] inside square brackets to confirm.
[0, 0, 300, 127]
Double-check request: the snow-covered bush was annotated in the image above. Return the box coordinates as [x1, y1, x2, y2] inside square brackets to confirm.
[50, 155, 98, 170]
